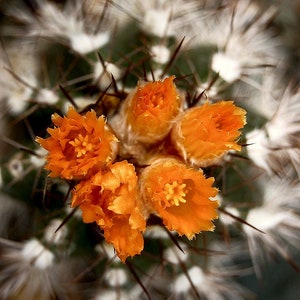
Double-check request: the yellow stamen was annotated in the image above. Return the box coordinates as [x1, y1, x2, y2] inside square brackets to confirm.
[163, 181, 187, 206]
[69, 134, 96, 157]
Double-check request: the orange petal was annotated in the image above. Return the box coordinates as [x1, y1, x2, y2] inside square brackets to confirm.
[103, 218, 144, 262]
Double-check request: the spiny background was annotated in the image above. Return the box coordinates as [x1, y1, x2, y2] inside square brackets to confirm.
[0, 1, 299, 299]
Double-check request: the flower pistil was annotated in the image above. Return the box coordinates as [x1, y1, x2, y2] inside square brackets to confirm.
[163, 180, 187, 207]
[69, 133, 97, 158]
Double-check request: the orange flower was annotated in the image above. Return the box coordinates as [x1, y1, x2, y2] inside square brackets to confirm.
[171, 101, 246, 167]
[71, 161, 146, 262]
[124, 76, 182, 143]
[139, 158, 219, 239]
[36, 106, 118, 180]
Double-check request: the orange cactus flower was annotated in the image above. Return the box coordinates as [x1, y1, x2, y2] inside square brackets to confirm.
[171, 101, 246, 167]
[36, 106, 118, 180]
[139, 158, 219, 239]
[124, 76, 182, 143]
[71, 161, 146, 262]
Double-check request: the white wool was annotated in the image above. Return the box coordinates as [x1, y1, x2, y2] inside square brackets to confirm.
[163, 243, 188, 264]
[173, 266, 205, 294]
[220, 207, 241, 226]
[21, 239, 54, 269]
[246, 129, 273, 174]
[93, 61, 122, 89]
[212, 52, 242, 83]
[35, 89, 58, 105]
[150, 45, 171, 64]
[43, 218, 68, 245]
[29, 148, 48, 168]
[70, 32, 110, 55]
[142, 9, 172, 37]
[104, 268, 128, 287]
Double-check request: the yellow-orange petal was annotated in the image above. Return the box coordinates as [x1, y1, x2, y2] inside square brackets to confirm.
[80, 203, 105, 223]
[36, 106, 118, 180]
[124, 76, 183, 143]
[171, 101, 246, 167]
[139, 157, 219, 239]
[71, 160, 146, 262]
[103, 217, 145, 262]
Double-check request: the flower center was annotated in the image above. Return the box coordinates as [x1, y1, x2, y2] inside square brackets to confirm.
[69, 134, 96, 157]
[163, 180, 187, 206]
[150, 92, 164, 108]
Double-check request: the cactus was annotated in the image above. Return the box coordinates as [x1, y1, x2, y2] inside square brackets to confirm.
[0, 1, 299, 299]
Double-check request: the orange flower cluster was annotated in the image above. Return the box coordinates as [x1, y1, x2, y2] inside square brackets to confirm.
[37, 76, 246, 262]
